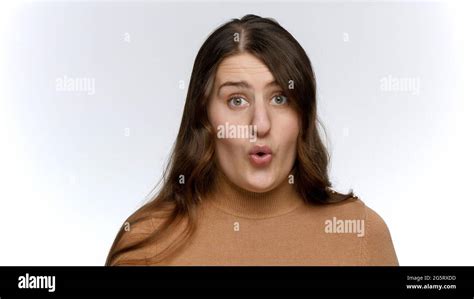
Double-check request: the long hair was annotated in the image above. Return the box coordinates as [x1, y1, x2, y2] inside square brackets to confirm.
[105, 14, 354, 266]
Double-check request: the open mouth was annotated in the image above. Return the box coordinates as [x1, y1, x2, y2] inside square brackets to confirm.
[248, 145, 273, 167]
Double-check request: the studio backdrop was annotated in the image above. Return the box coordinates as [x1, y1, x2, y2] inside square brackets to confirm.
[0, 0, 472, 265]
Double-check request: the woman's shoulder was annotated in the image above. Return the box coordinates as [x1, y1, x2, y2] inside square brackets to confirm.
[362, 202, 399, 265]
[306, 194, 399, 265]
[316, 195, 394, 234]
[311, 194, 389, 223]
[308, 193, 367, 218]
[335, 195, 399, 265]
[107, 199, 184, 263]
[336, 197, 394, 239]
[107, 214, 159, 266]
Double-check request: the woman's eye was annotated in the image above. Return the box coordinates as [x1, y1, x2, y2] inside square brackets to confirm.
[228, 96, 249, 108]
[271, 94, 288, 105]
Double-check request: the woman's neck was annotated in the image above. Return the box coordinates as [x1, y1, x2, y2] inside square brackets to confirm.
[206, 169, 305, 219]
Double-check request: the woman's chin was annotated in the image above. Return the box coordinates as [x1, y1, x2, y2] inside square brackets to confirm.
[242, 176, 277, 193]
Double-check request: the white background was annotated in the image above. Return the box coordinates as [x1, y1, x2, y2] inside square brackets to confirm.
[0, 0, 473, 265]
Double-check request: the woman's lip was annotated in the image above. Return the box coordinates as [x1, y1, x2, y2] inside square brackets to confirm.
[249, 153, 272, 167]
[249, 145, 272, 155]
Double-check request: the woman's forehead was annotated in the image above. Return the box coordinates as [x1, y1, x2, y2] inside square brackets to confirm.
[215, 53, 278, 91]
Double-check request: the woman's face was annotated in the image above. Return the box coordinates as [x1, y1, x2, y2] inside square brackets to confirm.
[207, 52, 300, 192]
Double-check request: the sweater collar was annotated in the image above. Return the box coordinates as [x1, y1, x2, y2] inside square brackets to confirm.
[206, 170, 305, 219]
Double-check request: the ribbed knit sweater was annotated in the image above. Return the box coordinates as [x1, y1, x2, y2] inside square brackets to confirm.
[110, 173, 399, 266]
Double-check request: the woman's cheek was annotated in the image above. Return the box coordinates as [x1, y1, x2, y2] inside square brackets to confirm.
[215, 138, 240, 168]
[279, 114, 299, 143]
[278, 115, 299, 167]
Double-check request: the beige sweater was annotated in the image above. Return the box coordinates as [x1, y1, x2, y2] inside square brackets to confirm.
[111, 173, 399, 266]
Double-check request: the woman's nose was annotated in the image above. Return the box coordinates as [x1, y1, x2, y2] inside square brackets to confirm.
[250, 97, 271, 138]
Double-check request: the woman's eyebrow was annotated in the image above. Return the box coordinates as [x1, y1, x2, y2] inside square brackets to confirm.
[217, 80, 279, 96]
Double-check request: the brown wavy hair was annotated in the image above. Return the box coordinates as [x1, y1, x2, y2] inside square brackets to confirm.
[105, 14, 354, 266]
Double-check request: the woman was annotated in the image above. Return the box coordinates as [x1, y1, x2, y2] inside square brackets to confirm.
[105, 14, 398, 266]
